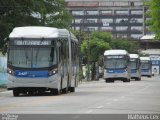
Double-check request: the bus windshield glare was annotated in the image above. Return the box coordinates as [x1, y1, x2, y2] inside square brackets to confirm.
[104, 56, 127, 69]
[8, 46, 57, 68]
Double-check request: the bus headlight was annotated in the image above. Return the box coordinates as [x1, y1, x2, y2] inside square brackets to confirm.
[7, 68, 15, 76]
[49, 68, 58, 76]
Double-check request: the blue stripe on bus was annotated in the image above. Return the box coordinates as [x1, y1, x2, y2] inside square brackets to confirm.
[107, 69, 126, 74]
[15, 70, 48, 78]
[131, 69, 137, 73]
[141, 69, 149, 72]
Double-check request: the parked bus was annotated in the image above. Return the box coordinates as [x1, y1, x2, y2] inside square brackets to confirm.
[129, 54, 141, 81]
[140, 57, 152, 77]
[7, 26, 79, 96]
[103, 50, 131, 82]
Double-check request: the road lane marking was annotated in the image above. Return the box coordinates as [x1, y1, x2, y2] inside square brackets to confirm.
[96, 106, 103, 109]
[86, 110, 93, 113]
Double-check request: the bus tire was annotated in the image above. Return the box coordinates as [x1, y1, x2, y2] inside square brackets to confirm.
[51, 89, 60, 96]
[148, 75, 151, 78]
[105, 79, 114, 83]
[69, 87, 75, 92]
[62, 78, 69, 94]
[13, 90, 19, 97]
[135, 78, 141, 81]
[123, 79, 130, 82]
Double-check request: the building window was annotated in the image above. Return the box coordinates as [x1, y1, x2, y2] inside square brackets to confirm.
[131, 10, 143, 15]
[131, 34, 143, 39]
[130, 2, 134, 6]
[116, 18, 128, 23]
[72, 11, 84, 15]
[86, 11, 98, 15]
[131, 26, 143, 31]
[101, 10, 112, 15]
[116, 27, 128, 31]
[114, 2, 129, 6]
[116, 10, 129, 15]
[101, 27, 113, 32]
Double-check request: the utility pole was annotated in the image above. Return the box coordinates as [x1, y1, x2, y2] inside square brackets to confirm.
[87, 28, 90, 81]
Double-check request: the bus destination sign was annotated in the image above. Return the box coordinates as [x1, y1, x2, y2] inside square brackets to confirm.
[14, 40, 51, 45]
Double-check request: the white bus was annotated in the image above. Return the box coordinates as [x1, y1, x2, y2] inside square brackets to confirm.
[103, 50, 131, 82]
[140, 57, 152, 77]
[129, 54, 141, 81]
[7, 26, 79, 96]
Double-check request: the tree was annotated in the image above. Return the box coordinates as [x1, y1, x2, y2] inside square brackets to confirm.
[0, 0, 72, 50]
[145, 0, 160, 39]
[81, 31, 111, 80]
[110, 38, 139, 53]
[90, 31, 112, 43]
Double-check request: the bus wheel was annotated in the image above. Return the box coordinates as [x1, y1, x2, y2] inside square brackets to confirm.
[105, 79, 114, 83]
[148, 75, 151, 78]
[62, 87, 68, 94]
[69, 87, 75, 92]
[135, 78, 141, 81]
[51, 89, 60, 96]
[13, 90, 19, 97]
[124, 79, 130, 82]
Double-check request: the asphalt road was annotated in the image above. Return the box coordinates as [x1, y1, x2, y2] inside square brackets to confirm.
[0, 75, 160, 114]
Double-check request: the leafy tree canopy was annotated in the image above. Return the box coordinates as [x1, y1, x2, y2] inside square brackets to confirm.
[0, 0, 72, 49]
[90, 31, 112, 43]
[145, 0, 160, 39]
[110, 38, 139, 53]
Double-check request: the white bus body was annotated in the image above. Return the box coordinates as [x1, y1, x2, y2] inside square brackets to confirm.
[7, 26, 79, 96]
[103, 50, 131, 82]
[129, 54, 141, 81]
[140, 57, 152, 77]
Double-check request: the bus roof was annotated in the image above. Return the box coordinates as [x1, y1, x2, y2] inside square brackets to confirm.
[104, 50, 128, 56]
[129, 54, 139, 59]
[9, 26, 78, 42]
[140, 57, 150, 61]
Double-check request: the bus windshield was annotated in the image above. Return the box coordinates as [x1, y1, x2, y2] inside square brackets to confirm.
[141, 62, 150, 69]
[130, 59, 139, 69]
[8, 47, 57, 68]
[104, 58, 127, 69]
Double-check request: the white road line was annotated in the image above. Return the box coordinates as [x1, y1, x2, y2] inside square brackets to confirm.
[96, 106, 103, 109]
[86, 110, 93, 113]
[0, 91, 11, 94]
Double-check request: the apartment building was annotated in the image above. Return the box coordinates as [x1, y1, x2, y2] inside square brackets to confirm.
[65, 0, 150, 39]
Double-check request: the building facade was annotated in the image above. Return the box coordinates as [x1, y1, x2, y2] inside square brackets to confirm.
[65, 0, 150, 39]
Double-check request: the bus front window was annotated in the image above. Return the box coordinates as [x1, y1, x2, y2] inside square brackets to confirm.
[130, 61, 137, 69]
[141, 62, 150, 69]
[105, 59, 127, 69]
[8, 47, 57, 68]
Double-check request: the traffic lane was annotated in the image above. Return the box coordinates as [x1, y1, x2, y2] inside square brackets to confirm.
[0, 75, 159, 114]
[83, 76, 160, 114]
